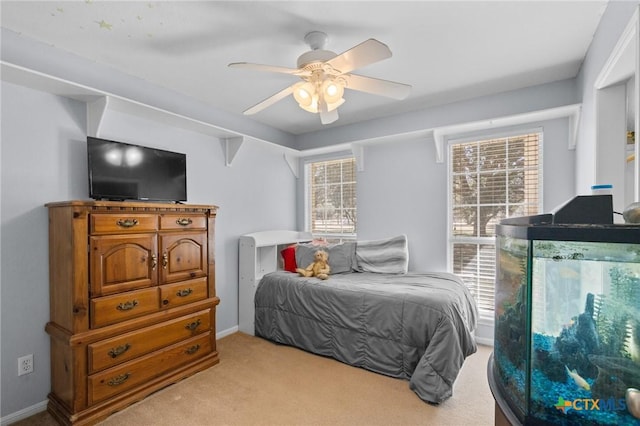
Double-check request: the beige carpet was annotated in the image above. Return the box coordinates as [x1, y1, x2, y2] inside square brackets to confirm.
[17, 332, 494, 426]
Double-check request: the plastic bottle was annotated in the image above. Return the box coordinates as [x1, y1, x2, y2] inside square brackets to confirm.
[591, 184, 612, 195]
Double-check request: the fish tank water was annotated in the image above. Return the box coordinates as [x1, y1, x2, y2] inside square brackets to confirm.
[489, 213, 640, 425]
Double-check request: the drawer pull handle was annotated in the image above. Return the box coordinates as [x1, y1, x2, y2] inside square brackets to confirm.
[162, 253, 168, 269]
[108, 343, 131, 358]
[116, 218, 138, 228]
[151, 254, 157, 270]
[116, 300, 138, 311]
[107, 373, 130, 386]
[176, 218, 193, 226]
[185, 319, 201, 331]
[185, 344, 200, 355]
[176, 288, 193, 297]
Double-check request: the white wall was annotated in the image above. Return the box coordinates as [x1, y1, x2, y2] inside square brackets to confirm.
[296, 78, 578, 151]
[1, 82, 86, 419]
[576, 1, 640, 194]
[0, 81, 297, 418]
[356, 136, 447, 271]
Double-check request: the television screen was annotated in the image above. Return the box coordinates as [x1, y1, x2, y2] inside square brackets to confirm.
[87, 137, 187, 202]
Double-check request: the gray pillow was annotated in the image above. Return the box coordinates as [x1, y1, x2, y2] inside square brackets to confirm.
[355, 235, 409, 274]
[296, 242, 357, 275]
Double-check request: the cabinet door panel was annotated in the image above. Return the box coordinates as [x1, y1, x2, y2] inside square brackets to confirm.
[90, 234, 158, 296]
[160, 232, 207, 284]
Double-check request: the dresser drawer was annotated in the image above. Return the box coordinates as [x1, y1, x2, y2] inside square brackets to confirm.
[160, 277, 208, 309]
[160, 214, 206, 230]
[91, 214, 158, 235]
[91, 287, 159, 328]
[88, 308, 212, 373]
[88, 332, 212, 404]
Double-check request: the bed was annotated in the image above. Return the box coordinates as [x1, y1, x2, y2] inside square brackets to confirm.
[250, 234, 478, 404]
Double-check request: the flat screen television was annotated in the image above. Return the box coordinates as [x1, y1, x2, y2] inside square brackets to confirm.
[87, 137, 187, 202]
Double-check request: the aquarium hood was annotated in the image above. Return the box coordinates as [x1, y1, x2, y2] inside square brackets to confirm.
[495, 195, 640, 244]
[501, 195, 614, 228]
[550, 194, 613, 225]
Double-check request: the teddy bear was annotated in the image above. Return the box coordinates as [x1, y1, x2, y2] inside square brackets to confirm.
[296, 250, 331, 280]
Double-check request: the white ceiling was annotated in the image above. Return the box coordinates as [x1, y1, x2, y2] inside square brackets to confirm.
[1, 1, 608, 136]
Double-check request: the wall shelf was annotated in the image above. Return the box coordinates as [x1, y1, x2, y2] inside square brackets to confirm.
[0, 61, 300, 168]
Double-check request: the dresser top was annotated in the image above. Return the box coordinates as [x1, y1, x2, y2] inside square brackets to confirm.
[46, 200, 218, 213]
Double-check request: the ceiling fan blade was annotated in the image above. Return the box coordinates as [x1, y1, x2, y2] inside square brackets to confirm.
[229, 62, 309, 77]
[319, 102, 339, 125]
[243, 85, 295, 115]
[344, 74, 411, 100]
[325, 39, 392, 74]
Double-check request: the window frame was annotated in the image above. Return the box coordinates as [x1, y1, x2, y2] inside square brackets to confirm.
[302, 152, 357, 242]
[446, 127, 544, 322]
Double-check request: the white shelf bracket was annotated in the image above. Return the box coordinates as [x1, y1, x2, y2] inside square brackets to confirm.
[568, 106, 581, 150]
[351, 144, 365, 171]
[433, 129, 444, 163]
[284, 153, 299, 178]
[222, 136, 244, 166]
[86, 96, 109, 138]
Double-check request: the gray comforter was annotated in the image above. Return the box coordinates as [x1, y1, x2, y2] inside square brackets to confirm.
[254, 271, 478, 403]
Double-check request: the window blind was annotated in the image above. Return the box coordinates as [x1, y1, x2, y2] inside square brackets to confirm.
[307, 157, 357, 239]
[449, 132, 542, 316]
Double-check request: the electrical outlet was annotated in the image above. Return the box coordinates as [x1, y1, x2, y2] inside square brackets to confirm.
[18, 354, 33, 376]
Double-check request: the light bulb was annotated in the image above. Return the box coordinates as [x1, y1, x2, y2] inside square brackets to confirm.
[293, 82, 316, 108]
[322, 79, 344, 104]
[298, 89, 310, 100]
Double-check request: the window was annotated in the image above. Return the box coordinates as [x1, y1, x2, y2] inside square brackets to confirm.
[448, 131, 542, 318]
[304, 157, 357, 242]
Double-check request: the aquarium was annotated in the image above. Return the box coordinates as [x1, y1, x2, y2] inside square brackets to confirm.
[490, 215, 640, 426]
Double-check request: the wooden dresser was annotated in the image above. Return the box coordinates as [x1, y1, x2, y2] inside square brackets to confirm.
[45, 200, 220, 425]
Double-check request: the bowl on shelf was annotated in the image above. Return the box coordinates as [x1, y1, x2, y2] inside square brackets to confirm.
[623, 202, 640, 224]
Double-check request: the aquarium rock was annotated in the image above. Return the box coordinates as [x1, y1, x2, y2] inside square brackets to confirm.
[589, 355, 640, 400]
[554, 293, 601, 378]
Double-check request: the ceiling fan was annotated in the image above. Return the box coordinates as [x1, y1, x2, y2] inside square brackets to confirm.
[228, 31, 411, 125]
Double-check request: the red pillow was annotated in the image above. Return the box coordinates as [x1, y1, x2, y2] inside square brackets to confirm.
[281, 245, 297, 272]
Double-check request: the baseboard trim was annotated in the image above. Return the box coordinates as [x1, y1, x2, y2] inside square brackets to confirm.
[1, 400, 48, 426]
[216, 325, 238, 339]
[475, 336, 494, 346]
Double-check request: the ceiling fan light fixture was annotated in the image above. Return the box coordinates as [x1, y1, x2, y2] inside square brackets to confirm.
[231, 33, 411, 125]
[299, 101, 319, 113]
[293, 81, 316, 108]
[322, 78, 345, 104]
